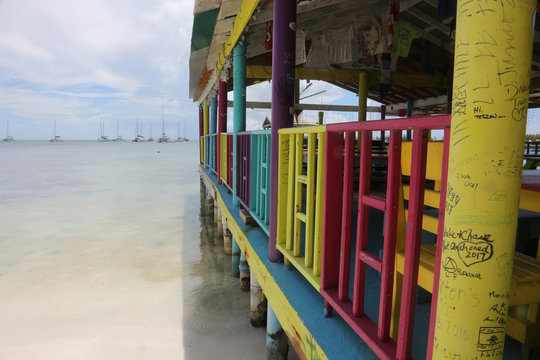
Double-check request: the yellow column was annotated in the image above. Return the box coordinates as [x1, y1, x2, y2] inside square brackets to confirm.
[203, 101, 209, 168]
[357, 71, 368, 150]
[433, 2, 535, 360]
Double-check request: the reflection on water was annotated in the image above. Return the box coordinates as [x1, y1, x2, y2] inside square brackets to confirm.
[180, 182, 267, 359]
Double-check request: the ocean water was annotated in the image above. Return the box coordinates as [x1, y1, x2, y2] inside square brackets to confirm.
[0, 141, 268, 359]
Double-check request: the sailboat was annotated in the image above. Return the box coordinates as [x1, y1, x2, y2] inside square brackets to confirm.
[158, 104, 171, 143]
[2, 121, 14, 142]
[49, 120, 63, 142]
[182, 122, 189, 142]
[132, 118, 145, 142]
[175, 122, 184, 142]
[113, 120, 125, 141]
[148, 121, 154, 142]
[98, 117, 110, 142]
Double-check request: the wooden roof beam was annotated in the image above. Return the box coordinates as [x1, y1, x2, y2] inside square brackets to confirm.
[226, 100, 381, 112]
[405, 7, 453, 37]
[236, 65, 448, 88]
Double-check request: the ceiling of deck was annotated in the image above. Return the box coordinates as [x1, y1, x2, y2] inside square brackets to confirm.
[189, 0, 540, 112]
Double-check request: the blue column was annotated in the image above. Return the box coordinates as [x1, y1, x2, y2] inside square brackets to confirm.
[233, 39, 246, 206]
[210, 96, 218, 170]
[266, 304, 288, 359]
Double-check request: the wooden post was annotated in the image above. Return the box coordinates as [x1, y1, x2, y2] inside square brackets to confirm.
[250, 270, 267, 327]
[357, 71, 368, 151]
[218, 79, 227, 184]
[233, 39, 246, 206]
[431, 1, 535, 359]
[239, 252, 250, 290]
[266, 304, 288, 359]
[269, 0, 296, 263]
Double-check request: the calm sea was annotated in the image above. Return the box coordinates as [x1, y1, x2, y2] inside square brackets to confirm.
[0, 141, 268, 359]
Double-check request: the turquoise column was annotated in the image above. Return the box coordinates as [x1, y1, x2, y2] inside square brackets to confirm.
[210, 96, 217, 170]
[232, 238, 240, 278]
[232, 38, 246, 206]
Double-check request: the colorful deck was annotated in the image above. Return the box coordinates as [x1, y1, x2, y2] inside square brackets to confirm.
[200, 165, 526, 360]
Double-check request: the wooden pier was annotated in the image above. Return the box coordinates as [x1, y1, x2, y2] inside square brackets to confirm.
[190, 1, 540, 359]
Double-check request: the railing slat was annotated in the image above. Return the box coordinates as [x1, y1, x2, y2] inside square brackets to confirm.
[305, 133, 317, 269]
[378, 130, 401, 341]
[285, 133, 295, 251]
[352, 130, 373, 317]
[321, 131, 344, 294]
[396, 129, 428, 360]
[293, 133, 304, 257]
[313, 133, 326, 277]
[338, 132, 355, 302]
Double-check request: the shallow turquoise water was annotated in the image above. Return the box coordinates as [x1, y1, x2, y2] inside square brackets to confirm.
[0, 141, 268, 359]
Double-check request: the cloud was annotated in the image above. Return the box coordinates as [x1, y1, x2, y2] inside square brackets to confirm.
[0, 0, 197, 139]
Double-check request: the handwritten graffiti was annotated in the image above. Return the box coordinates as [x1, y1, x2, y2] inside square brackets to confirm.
[302, 335, 321, 360]
[457, 241, 494, 267]
[446, 186, 461, 215]
[442, 256, 482, 279]
[476, 327, 504, 356]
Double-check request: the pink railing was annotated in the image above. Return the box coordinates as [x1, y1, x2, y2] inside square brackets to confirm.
[321, 115, 451, 360]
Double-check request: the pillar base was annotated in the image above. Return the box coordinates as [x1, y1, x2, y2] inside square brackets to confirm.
[250, 270, 267, 327]
[239, 253, 250, 291]
[232, 239, 240, 278]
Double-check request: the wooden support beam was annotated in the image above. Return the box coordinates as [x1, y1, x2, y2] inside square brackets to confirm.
[406, 7, 453, 36]
[236, 65, 449, 88]
[386, 95, 448, 112]
[227, 100, 381, 113]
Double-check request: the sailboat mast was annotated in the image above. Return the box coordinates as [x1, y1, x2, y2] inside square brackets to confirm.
[162, 104, 165, 136]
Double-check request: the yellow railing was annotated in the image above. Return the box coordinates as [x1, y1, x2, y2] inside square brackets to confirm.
[200, 136, 205, 166]
[220, 133, 228, 185]
[276, 125, 326, 291]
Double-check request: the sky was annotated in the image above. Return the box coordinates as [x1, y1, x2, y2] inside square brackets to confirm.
[0, 0, 539, 140]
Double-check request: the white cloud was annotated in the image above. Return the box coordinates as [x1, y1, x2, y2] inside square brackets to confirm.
[0, 0, 198, 139]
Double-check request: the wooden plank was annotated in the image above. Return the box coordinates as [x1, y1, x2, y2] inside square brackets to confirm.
[218, 0, 242, 20]
[239, 208, 255, 225]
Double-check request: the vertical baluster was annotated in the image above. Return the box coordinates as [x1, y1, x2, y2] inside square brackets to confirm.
[378, 130, 402, 341]
[427, 126, 451, 360]
[313, 131, 326, 277]
[293, 133, 304, 256]
[305, 133, 316, 268]
[265, 134, 271, 226]
[321, 131, 344, 299]
[396, 129, 428, 360]
[285, 133, 295, 251]
[338, 132, 355, 301]
[352, 130, 372, 316]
